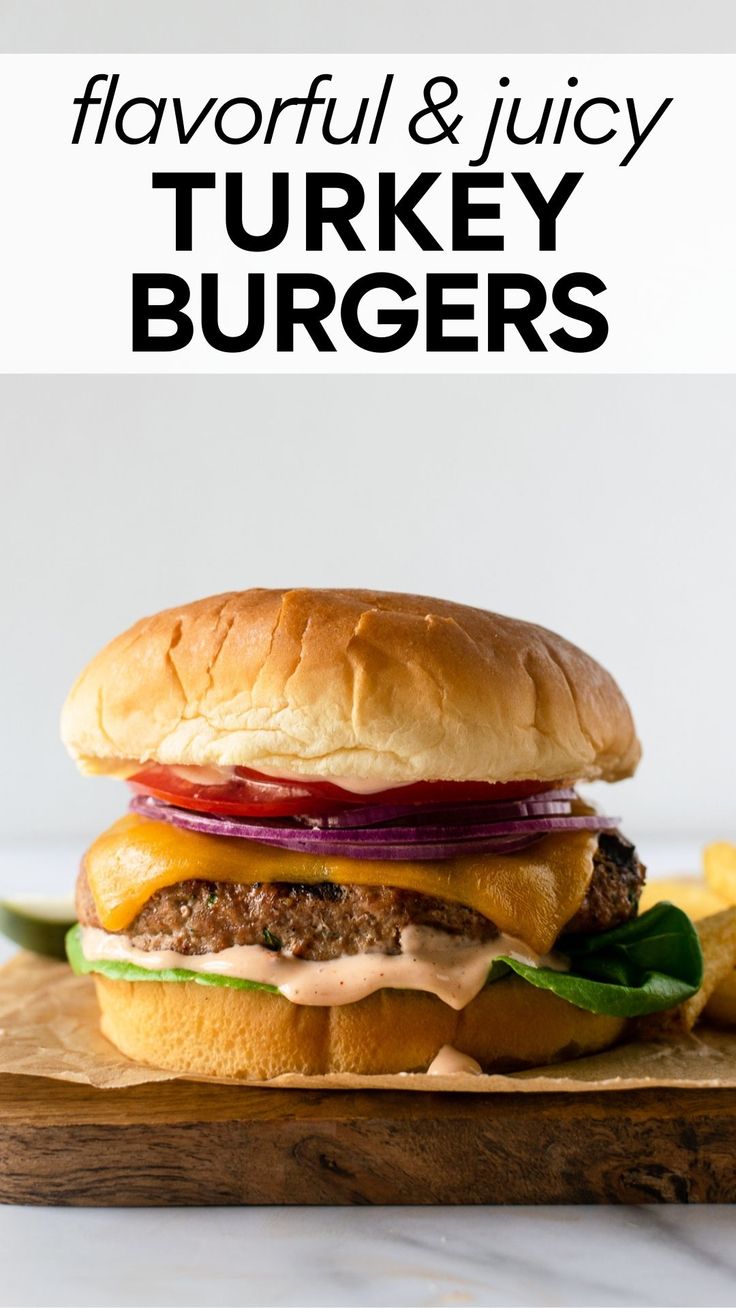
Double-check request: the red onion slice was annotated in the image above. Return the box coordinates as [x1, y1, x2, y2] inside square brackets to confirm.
[306, 790, 577, 829]
[129, 794, 619, 861]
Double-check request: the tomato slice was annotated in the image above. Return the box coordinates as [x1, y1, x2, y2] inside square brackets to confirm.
[128, 764, 558, 818]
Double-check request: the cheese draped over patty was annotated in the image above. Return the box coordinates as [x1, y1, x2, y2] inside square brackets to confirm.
[81, 815, 597, 956]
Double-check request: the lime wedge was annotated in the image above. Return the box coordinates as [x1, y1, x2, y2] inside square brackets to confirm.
[0, 896, 77, 959]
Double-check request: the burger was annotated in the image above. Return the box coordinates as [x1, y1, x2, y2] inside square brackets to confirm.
[61, 589, 702, 1079]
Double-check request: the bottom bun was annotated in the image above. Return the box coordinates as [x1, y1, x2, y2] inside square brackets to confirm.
[94, 976, 627, 1079]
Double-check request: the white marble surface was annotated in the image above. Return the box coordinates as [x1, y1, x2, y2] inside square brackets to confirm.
[0, 1204, 734, 1307]
[0, 837, 732, 1308]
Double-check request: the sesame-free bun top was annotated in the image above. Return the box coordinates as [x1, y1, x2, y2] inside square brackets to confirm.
[61, 588, 641, 788]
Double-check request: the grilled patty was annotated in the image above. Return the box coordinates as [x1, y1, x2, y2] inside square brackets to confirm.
[76, 831, 644, 961]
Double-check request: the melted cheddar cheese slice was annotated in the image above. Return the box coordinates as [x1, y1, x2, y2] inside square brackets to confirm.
[82, 814, 597, 955]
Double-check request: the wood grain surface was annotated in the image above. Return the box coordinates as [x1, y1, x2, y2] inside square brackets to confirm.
[0, 1075, 735, 1205]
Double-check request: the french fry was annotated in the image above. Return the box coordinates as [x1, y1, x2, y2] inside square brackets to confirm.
[703, 842, 736, 905]
[639, 877, 728, 920]
[704, 970, 736, 1028]
[697, 845, 736, 1027]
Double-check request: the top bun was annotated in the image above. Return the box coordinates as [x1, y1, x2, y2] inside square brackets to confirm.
[61, 589, 640, 788]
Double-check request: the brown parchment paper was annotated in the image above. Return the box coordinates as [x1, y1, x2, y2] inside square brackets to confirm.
[2, 950, 736, 1094]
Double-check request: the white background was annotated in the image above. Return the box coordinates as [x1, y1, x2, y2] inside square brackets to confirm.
[2, 373, 734, 846]
[1, 8, 736, 1308]
[2, 0, 734, 53]
[1, 0, 735, 55]
[0, 54, 734, 371]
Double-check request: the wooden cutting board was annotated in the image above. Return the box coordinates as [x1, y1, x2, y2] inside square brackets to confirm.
[1, 1074, 735, 1205]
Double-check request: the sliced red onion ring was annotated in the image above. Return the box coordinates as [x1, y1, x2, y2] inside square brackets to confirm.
[305, 790, 577, 829]
[130, 793, 619, 861]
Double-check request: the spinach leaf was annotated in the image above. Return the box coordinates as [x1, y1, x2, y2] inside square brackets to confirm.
[492, 902, 703, 1017]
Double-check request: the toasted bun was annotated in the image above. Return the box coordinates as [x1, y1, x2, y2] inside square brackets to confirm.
[94, 974, 626, 1078]
[61, 588, 640, 787]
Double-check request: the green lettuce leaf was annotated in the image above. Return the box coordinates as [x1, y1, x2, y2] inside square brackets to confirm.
[65, 924, 278, 994]
[490, 901, 703, 1016]
[66, 901, 703, 1018]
